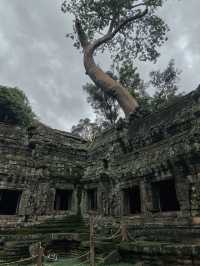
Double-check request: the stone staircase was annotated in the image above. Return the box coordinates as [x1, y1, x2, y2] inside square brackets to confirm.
[28, 215, 89, 237]
[0, 215, 90, 262]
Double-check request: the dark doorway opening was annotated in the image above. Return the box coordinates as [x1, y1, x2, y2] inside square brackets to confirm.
[54, 189, 73, 211]
[123, 186, 141, 215]
[46, 240, 79, 256]
[87, 189, 97, 211]
[0, 189, 22, 215]
[152, 179, 180, 212]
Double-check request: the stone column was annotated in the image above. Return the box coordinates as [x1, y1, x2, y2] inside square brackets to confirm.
[18, 189, 31, 216]
[140, 181, 147, 214]
[80, 190, 88, 216]
[143, 182, 154, 216]
[175, 177, 190, 217]
[189, 177, 200, 217]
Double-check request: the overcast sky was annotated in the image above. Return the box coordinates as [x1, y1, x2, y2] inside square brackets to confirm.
[0, 0, 199, 131]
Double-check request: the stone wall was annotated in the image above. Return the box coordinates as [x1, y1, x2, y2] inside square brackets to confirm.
[0, 121, 87, 220]
[79, 87, 200, 265]
[0, 89, 200, 224]
[81, 87, 200, 221]
[0, 87, 200, 264]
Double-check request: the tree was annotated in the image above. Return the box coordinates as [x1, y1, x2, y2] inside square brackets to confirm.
[83, 83, 119, 126]
[71, 118, 100, 141]
[118, 61, 147, 99]
[0, 85, 35, 127]
[83, 72, 119, 126]
[150, 59, 182, 110]
[61, 0, 169, 117]
[118, 61, 150, 113]
[83, 63, 147, 126]
[82, 59, 182, 126]
[71, 59, 182, 139]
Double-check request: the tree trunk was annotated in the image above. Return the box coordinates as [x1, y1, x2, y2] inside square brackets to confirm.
[37, 243, 44, 266]
[89, 213, 95, 266]
[83, 48, 139, 117]
[121, 222, 129, 241]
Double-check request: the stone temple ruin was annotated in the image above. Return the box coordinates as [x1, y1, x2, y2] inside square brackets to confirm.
[0, 87, 200, 265]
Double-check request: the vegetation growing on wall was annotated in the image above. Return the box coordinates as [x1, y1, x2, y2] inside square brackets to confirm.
[71, 60, 182, 140]
[0, 85, 35, 127]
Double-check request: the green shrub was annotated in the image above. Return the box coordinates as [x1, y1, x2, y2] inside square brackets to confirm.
[0, 85, 35, 127]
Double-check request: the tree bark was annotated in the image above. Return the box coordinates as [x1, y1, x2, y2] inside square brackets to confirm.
[121, 222, 129, 241]
[37, 243, 44, 266]
[83, 47, 139, 117]
[89, 213, 95, 266]
[74, 6, 150, 117]
[74, 12, 153, 117]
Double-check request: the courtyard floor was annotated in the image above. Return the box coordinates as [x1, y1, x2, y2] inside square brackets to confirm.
[29, 259, 133, 266]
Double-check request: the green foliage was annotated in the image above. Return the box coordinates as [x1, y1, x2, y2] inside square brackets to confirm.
[81, 59, 182, 130]
[83, 71, 120, 126]
[0, 86, 35, 127]
[149, 59, 182, 110]
[62, 0, 169, 63]
[83, 64, 147, 126]
[71, 118, 101, 141]
[118, 61, 148, 98]
[71, 58, 182, 141]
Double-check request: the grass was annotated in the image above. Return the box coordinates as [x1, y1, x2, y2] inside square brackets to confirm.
[28, 258, 134, 266]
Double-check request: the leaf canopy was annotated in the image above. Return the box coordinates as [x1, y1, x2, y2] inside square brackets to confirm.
[83, 64, 148, 125]
[149, 59, 182, 109]
[0, 86, 35, 127]
[82, 59, 182, 124]
[83, 82, 119, 126]
[62, 0, 169, 63]
[71, 118, 100, 141]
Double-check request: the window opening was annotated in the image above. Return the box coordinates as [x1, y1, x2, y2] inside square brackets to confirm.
[0, 189, 22, 215]
[152, 179, 180, 212]
[87, 189, 97, 211]
[123, 186, 141, 215]
[54, 189, 73, 211]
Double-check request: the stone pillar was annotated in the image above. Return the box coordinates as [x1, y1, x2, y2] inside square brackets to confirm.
[35, 183, 51, 216]
[18, 189, 31, 216]
[120, 190, 125, 216]
[140, 181, 147, 214]
[80, 190, 88, 216]
[175, 177, 190, 217]
[143, 182, 154, 215]
[74, 187, 81, 215]
[189, 179, 200, 217]
[73, 187, 83, 215]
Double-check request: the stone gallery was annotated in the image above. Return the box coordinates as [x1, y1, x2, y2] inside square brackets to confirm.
[0, 87, 199, 265]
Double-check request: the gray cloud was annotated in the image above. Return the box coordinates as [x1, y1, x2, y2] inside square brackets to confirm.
[0, 0, 199, 130]
[137, 0, 200, 93]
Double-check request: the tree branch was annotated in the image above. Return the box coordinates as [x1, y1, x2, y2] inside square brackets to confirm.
[91, 7, 148, 53]
[114, 7, 148, 35]
[131, 2, 147, 9]
[131, 0, 152, 9]
[107, 15, 117, 35]
[75, 18, 90, 49]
